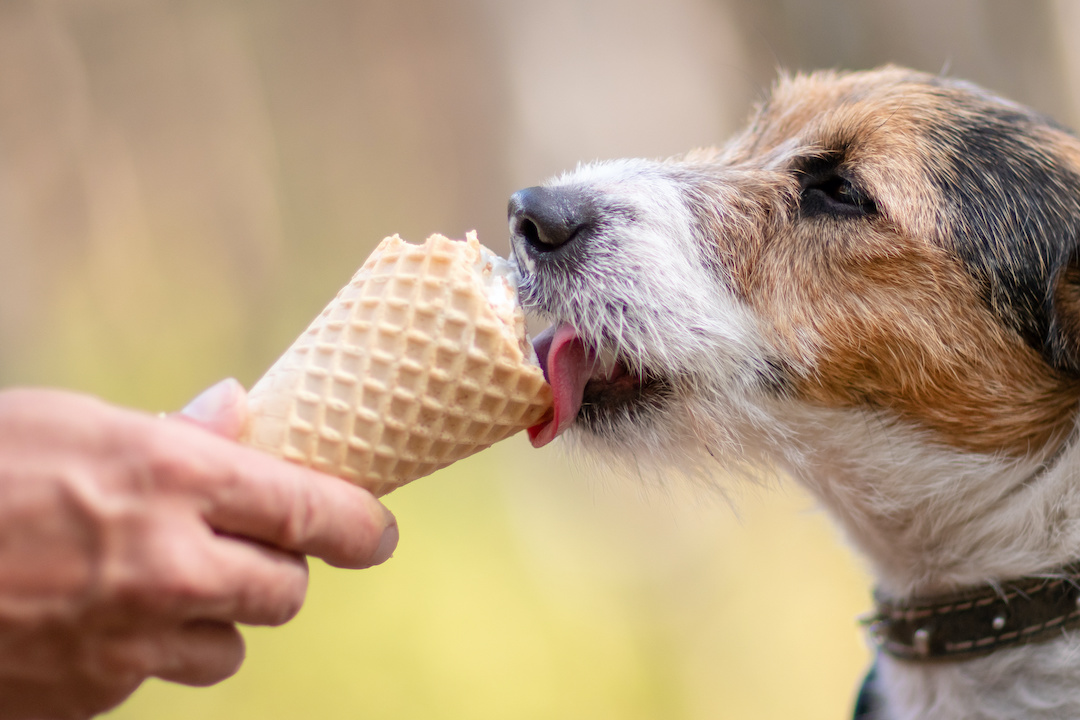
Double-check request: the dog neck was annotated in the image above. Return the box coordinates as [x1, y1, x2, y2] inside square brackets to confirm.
[769, 404, 1080, 719]
[772, 404, 1080, 600]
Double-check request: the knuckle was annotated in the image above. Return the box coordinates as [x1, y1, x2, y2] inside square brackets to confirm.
[114, 525, 217, 614]
[140, 431, 194, 492]
[156, 551, 215, 608]
[99, 638, 157, 681]
[279, 474, 387, 562]
[278, 482, 317, 548]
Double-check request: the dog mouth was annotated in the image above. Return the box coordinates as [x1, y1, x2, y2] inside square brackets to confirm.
[527, 322, 665, 447]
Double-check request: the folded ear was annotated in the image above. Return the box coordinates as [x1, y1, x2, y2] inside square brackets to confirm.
[1048, 248, 1080, 374]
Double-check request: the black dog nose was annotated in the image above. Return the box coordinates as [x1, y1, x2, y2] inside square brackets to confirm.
[508, 185, 594, 253]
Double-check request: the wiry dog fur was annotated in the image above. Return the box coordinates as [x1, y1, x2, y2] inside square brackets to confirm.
[508, 66, 1080, 719]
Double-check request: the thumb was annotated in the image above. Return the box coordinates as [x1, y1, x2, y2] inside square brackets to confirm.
[176, 378, 250, 440]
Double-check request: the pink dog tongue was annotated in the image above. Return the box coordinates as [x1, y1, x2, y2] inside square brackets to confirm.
[528, 323, 591, 448]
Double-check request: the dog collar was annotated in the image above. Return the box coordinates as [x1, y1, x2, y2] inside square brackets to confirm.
[863, 561, 1080, 661]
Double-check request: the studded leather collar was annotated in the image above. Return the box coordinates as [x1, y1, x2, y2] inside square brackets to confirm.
[864, 562, 1080, 661]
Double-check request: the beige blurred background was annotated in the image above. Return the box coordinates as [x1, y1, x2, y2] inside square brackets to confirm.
[1, 1, 1077, 718]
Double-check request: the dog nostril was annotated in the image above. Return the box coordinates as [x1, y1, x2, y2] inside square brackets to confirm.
[508, 185, 592, 253]
[518, 217, 542, 249]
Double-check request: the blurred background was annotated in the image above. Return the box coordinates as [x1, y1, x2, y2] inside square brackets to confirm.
[1, 1, 1076, 718]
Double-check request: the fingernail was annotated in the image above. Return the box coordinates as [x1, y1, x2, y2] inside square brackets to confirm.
[368, 519, 399, 566]
[180, 378, 244, 424]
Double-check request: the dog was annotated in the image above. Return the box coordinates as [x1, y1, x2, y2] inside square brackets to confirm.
[507, 66, 1080, 720]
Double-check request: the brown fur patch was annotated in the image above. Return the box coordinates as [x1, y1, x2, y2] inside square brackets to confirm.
[689, 68, 1080, 456]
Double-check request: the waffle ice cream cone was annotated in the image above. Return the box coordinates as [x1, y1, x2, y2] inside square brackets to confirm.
[243, 232, 553, 497]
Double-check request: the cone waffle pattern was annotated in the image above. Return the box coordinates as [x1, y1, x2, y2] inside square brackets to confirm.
[244, 233, 553, 497]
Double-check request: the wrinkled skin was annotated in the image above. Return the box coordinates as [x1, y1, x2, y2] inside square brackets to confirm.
[0, 380, 398, 719]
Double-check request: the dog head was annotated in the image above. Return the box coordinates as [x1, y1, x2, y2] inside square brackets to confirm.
[509, 66, 1080, 589]
[511, 67, 1080, 475]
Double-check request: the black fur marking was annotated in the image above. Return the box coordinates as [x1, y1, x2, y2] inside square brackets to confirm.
[924, 87, 1080, 371]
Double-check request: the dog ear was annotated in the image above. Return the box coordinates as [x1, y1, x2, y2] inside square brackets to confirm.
[1048, 248, 1080, 374]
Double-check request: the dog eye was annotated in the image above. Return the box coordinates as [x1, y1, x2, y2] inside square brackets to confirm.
[800, 174, 878, 219]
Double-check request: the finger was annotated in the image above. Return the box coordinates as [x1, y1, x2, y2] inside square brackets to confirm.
[213, 466, 401, 570]
[152, 620, 246, 686]
[202, 464, 400, 570]
[145, 420, 399, 568]
[97, 620, 246, 688]
[195, 534, 310, 626]
[174, 378, 249, 440]
[130, 511, 310, 626]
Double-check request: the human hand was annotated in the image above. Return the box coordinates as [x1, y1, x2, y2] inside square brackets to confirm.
[0, 380, 398, 719]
